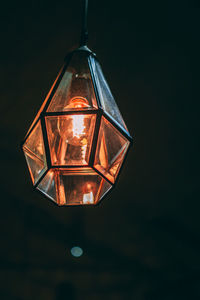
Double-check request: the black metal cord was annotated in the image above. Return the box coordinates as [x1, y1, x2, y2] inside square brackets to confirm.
[80, 0, 88, 46]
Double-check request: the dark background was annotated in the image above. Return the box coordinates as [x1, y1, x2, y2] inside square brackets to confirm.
[1, 0, 200, 299]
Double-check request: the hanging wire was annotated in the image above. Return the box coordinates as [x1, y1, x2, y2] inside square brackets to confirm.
[80, 0, 89, 46]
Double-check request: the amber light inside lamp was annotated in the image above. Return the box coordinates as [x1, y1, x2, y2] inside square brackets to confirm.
[46, 97, 96, 166]
[22, 50, 132, 206]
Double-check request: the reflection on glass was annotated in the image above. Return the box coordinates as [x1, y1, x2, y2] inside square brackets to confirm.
[47, 51, 97, 112]
[37, 170, 57, 202]
[91, 56, 129, 133]
[94, 117, 130, 183]
[58, 169, 101, 205]
[23, 121, 47, 184]
[36, 168, 112, 206]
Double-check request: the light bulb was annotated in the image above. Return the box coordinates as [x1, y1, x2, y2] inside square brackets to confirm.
[57, 97, 89, 165]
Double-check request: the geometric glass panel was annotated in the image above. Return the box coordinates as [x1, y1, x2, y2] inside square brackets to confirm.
[23, 121, 47, 184]
[98, 179, 112, 202]
[56, 168, 104, 206]
[94, 116, 130, 183]
[47, 51, 98, 112]
[91, 57, 129, 133]
[23, 148, 46, 184]
[25, 66, 64, 138]
[45, 114, 96, 166]
[37, 170, 57, 203]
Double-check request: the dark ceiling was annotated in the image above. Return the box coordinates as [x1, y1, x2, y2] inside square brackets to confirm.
[1, 0, 200, 299]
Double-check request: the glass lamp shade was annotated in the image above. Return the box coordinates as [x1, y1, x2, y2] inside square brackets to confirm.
[21, 47, 133, 206]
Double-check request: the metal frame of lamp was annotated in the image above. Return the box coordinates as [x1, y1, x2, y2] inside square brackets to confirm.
[21, 0, 133, 206]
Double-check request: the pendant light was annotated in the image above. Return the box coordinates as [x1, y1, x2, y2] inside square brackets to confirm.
[21, 0, 133, 206]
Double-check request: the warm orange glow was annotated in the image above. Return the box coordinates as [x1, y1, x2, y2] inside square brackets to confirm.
[46, 114, 96, 166]
[55, 97, 91, 165]
[60, 98, 88, 162]
[59, 181, 66, 206]
[66, 96, 90, 109]
[94, 117, 130, 184]
[23, 50, 131, 207]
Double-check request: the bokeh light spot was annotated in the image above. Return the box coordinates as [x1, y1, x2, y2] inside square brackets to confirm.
[70, 246, 83, 257]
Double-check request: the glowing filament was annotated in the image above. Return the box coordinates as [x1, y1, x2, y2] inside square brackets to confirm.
[57, 97, 91, 164]
[71, 115, 85, 138]
[71, 115, 87, 161]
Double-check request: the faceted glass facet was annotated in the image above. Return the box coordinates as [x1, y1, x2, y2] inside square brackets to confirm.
[37, 170, 57, 203]
[23, 121, 47, 184]
[94, 117, 130, 183]
[25, 66, 64, 139]
[91, 57, 128, 133]
[37, 168, 112, 206]
[98, 180, 112, 201]
[57, 168, 104, 205]
[45, 114, 96, 166]
[47, 52, 97, 112]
